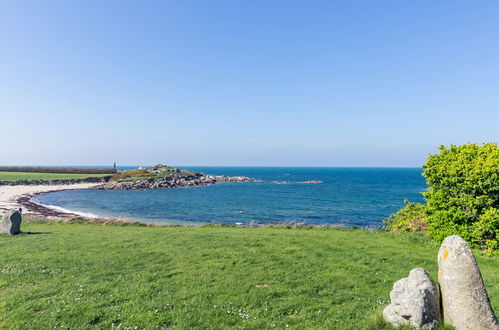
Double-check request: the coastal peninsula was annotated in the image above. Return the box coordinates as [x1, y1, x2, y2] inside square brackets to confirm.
[0, 164, 257, 218]
[96, 164, 258, 190]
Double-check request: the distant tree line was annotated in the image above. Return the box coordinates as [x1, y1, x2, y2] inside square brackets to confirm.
[0, 166, 117, 174]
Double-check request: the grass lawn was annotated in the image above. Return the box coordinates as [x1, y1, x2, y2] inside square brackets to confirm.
[0, 172, 110, 182]
[0, 223, 497, 329]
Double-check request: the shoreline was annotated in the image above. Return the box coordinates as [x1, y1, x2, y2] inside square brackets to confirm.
[0, 183, 100, 218]
[0, 183, 165, 226]
[17, 195, 96, 218]
[0, 183, 210, 226]
[0, 182, 359, 229]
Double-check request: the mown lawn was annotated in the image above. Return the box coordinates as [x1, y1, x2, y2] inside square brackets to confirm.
[0, 223, 497, 329]
[0, 172, 109, 182]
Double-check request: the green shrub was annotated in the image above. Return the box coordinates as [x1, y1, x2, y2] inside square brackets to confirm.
[422, 143, 499, 251]
[384, 200, 427, 233]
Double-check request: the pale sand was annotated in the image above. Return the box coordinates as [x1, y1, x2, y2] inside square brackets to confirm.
[0, 183, 99, 215]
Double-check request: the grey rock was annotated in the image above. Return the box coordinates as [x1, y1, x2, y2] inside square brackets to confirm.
[438, 235, 499, 330]
[95, 174, 257, 190]
[383, 268, 440, 329]
[0, 210, 22, 235]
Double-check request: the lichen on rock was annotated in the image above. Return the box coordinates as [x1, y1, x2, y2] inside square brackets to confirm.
[383, 268, 440, 329]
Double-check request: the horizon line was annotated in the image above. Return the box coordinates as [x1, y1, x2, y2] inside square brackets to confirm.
[0, 164, 423, 169]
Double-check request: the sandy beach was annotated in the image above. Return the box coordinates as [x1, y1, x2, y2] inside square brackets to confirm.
[0, 183, 99, 216]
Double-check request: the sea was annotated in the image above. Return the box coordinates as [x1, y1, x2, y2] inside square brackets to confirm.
[34, 167, 426, 227]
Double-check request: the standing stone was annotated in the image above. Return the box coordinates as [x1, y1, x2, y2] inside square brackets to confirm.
[438, 235, 499, 330]
[383, 268, 440, 329]
[0, 210, 22, 235]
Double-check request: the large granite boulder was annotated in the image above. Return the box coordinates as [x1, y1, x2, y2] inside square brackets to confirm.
[383, 268, 440, 329]
[0, 210, 22, 235]
[438, 235, 499, 330]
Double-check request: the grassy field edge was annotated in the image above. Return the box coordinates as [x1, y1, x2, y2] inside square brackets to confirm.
[1, 222, 497, 329]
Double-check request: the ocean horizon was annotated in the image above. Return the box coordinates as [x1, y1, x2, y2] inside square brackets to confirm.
[34, 167, 426, 227]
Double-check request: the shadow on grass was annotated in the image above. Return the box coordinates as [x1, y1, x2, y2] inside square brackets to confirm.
[367, 310, 454, 330]
[20, 231, 53, 235]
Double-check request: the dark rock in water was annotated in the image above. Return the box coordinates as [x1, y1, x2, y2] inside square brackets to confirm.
[211, 175, 258, 183]
[383, 268, 440, 329]
[0, 210, 22, 235]
[275, 180, 322, 184]
[304, 180, 322, 184]
[438, 235, 499, 330]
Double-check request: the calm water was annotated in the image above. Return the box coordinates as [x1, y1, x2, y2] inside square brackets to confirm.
[34, 167, 426, 227]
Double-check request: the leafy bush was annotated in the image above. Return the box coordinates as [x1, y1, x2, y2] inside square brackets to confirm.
[422, 143, 499, 251]
[384, 200, 427, 233]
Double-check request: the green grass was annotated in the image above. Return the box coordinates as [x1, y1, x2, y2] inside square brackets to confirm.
[0, 172, 110, 182]
[110, 169, 174, 182]
[1, 223, 497, 329]
[110, 167, 198, 182]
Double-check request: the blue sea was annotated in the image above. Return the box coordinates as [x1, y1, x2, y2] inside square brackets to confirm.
[34, 167, 426, 227]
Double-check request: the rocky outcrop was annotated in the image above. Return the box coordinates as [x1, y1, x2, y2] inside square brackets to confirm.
[0, 210, 22, 235]
[438, 235, 499, 330]
[383, 268, 440, 329]
[276, 180, 323, 184]
[95, 175, 258, 190]
[212, 175, 258, 183]
[382, 235, 499, 329]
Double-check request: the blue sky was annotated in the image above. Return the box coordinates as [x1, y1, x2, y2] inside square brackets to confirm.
[1, 1, 498, 167]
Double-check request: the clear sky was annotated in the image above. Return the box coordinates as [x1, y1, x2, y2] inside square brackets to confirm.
[1, 1, 498, 167]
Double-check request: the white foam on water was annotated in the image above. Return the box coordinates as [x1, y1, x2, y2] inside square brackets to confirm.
[30, 197, 203, 225]
[30, 198, 101, 218]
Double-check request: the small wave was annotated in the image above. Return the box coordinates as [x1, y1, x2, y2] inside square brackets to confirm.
[31, 198, 101, 218]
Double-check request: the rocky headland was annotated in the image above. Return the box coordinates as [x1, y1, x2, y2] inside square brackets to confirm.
[0, 165, 258, 218]
[95, 164, 258, 190]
